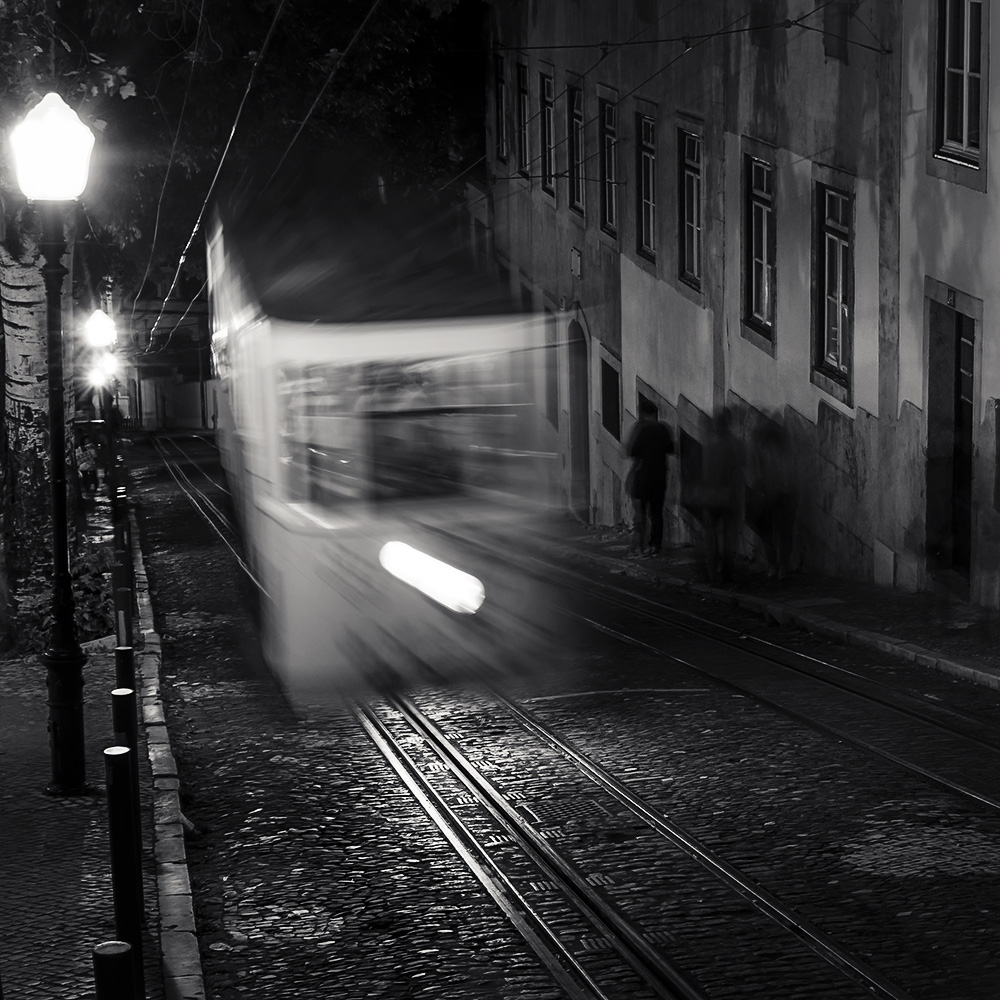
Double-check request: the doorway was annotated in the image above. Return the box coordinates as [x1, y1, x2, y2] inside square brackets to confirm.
[926, 299, 976, 587]
[567, 320, 590, 521]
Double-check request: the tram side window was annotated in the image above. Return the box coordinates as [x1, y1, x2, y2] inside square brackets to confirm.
[277, 365, 366, 505]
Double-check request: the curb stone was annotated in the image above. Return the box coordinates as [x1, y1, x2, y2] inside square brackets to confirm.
[563, 541, 1000, 691]
[130, 510, 207, 1000]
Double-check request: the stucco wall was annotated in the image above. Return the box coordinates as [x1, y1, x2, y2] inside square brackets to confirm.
[898, 1, 1000, 603]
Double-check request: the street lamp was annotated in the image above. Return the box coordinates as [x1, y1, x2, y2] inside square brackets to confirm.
[11, 93, 96, 795]
[84, 308, 119, 493]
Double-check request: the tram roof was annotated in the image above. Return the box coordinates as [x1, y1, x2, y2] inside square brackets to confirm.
[218, 154, 520, 325]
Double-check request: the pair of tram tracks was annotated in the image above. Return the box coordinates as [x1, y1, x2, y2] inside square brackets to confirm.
[146, 444, 992, 996]
[438, 520, 1000, 816]
[354, 687, 918, 1000]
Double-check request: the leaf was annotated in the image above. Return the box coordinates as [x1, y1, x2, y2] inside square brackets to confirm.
[119, 81, 136, 100]
[93, 119, 108, 132]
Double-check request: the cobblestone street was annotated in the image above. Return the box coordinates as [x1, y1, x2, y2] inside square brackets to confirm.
[126, 438, 1000, 999]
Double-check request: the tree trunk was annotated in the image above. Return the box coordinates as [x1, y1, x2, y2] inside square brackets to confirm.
[0, 209, 77, 644]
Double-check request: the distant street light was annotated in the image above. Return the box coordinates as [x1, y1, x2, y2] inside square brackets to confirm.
[11, 93, 96, 796]
[84, 308, 120, 495]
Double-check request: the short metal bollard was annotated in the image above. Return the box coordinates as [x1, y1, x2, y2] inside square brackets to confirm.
[104, 747, 145, 997]
[111, 689, 144, 914]
[115, 646, 135, 692]
[114, 587, 134, 648]
[92, 940, 134, 1000]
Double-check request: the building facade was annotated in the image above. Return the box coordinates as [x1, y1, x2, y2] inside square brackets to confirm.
[483, 0, 1000, 607]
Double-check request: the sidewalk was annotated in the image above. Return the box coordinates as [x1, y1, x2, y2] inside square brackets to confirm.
[0, 638, 163, 999]
[0, 489, 200, 1000]
[545, 518, 1000, 691]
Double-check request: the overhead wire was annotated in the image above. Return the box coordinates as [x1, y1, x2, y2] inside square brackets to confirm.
[474, 0, 866, 221]
[130, 0, 206, 335]
[262, 0, 384, 192]
[145, 0, 386, 355]
[489, 0, 862, 188]
[144, 0, 289, 354]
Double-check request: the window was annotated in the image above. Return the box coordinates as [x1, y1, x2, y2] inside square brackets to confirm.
[540, 73, 555, 194]
[544, 309, 558, 427]
[816, 185, 852, 381]
[516, 64, 529, 175]
[637, 116, 656, 258]
[599, 100, 618, 234]
[679, 130, 702, 287]
[600, 359, 621, 440]
[938, 0, 984, 164]
[568, 86, 586, 212]
[744, 156, 775, 335]
[494, 56, 508, 162]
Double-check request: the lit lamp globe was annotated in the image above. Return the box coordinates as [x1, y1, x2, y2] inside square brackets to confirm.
[84, 308, 117, 348]
[10, 92, 95, 201]
[87, 353, 119, 387]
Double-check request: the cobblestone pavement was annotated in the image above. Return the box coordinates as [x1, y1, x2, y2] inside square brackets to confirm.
[125, 437, 1000, 999]
[550, 521, 1000, 689]
[0, 641, 163, 1000]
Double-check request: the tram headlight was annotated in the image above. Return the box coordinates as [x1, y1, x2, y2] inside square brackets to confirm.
[378, 541, 485, 614]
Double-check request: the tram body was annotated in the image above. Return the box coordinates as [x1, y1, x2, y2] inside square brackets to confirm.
[206, 204, 560, 697]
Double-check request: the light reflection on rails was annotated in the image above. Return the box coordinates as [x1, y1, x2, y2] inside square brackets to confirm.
[354, 692, 706, 1000]
[150, 435, 268, 598]
[359, 688, 917, 1000]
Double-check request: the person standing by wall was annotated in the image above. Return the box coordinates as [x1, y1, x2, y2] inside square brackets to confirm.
[626, 399, 674, 556]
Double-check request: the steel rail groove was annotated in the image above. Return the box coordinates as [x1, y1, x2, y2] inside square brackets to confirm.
[351, 698, 611, 1000]
[485, 686, 918, 1000]
[383, 691, 708, 1000]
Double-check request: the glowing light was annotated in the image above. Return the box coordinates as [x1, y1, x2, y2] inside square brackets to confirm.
[378, 541, 485, 614]
[10, 93, 95, 201]
[84, 309, 116, 347]
[87, 354, 118, 386]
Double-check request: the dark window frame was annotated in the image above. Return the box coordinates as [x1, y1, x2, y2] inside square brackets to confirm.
[599, 99, 619, 235]
[516, 63, 530, 176]
[928, 0, 990, 190]
[678, 129, 702, 289]
[600, 358, 621, 441]
[813, 182, 854, 394]
[544, 309, 559, 428]
[540, 72, 555, 194]
[636, 114, 656, 260]
[568, 85, 586, 213]
[938, 0, 985, 164]
[494, 55, 508, 162]
[743, 154, 776, 339]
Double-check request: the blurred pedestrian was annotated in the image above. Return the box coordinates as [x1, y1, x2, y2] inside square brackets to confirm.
[76, 435, 97, 499]
[747, 412, 796, 580]
[698, 406, 744, 585]
[626, 399, 674, 556]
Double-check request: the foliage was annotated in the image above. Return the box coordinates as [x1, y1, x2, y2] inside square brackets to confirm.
[7, 538, 116, 656]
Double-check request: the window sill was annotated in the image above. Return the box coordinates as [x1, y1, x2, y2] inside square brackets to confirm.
[740, 320, 776, 358]
[810, 366, 852, 407]
[926, 149, 987, 193]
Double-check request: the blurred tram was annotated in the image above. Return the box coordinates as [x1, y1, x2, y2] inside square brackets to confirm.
[206, 165, 560, 698]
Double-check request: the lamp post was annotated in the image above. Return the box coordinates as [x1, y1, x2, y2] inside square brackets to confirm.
[11, 93, 96, 795]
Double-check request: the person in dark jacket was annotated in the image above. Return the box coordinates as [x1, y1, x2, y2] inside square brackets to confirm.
[626, 399, 674, 556]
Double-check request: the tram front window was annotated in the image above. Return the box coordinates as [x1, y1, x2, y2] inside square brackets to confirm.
[278, 358, 534, 507]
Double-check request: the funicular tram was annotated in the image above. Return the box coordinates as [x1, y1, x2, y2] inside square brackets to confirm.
[206, 159, 560, 697]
